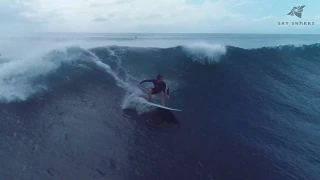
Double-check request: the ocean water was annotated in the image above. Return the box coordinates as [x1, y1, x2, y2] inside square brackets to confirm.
[0, 33, 320, 180]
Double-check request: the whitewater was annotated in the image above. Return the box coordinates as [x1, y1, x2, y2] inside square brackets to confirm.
[0, 33, 320, 180]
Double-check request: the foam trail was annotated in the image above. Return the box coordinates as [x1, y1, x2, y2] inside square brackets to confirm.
[121, 88, 155, 114]
[85, 50, 127, 88]
[84, 49, 154, 114]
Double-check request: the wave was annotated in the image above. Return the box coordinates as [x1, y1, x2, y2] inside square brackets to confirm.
[1, 41, 320, 179]
[1, 42, 320, 104]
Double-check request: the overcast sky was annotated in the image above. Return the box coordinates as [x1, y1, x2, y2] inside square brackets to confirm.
[0, 0, 319, 34]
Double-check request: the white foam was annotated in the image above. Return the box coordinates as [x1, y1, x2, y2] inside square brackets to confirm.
[0, 51, 55, 102]
[121, 86, 160, 114]
[0, 45, 87, 102]
[182, 42, 226, 63]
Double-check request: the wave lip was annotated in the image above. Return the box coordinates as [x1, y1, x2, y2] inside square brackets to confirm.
[182, 42, 226, 63]
[0, 51, 58, 102]
[0, 46, 89, 102]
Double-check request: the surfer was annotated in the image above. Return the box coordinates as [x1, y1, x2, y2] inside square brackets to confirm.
[137, 74, 170, 106]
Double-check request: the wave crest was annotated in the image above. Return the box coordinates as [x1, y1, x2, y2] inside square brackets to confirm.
[0, 46, 91, 102]
[182, 42, 226, 63]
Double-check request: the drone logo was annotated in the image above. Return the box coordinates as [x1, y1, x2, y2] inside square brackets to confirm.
[287, 5, 305, 18]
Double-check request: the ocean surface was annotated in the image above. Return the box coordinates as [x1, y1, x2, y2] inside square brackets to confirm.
[1, 33, 320, 180]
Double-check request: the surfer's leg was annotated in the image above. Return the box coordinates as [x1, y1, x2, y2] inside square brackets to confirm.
[160, 91, 165, 106]
[147, 89, 153, 101]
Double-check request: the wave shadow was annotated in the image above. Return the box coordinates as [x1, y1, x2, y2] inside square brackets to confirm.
[123, 108, 180, 129]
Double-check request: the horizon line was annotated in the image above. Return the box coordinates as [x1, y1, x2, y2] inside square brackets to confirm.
[38, 32, 320, 35]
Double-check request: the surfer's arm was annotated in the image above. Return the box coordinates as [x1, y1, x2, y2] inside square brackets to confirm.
[166, 88, 170, 96]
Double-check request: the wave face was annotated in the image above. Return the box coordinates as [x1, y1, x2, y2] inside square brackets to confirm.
[1, 34, 320, 179]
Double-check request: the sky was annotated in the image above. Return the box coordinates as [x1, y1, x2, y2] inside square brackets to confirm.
[0, 0, 319, 34]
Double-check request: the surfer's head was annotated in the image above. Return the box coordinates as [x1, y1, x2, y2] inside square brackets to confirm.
[156, 74, 163, 82]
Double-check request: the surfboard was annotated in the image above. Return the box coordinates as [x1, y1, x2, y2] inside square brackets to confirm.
[145, 101, 182, 111]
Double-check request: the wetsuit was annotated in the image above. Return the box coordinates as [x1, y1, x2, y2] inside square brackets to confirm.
[139, 79, 170, 95]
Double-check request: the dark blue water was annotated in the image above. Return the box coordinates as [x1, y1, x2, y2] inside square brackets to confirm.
[0, 34, 320, 179]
